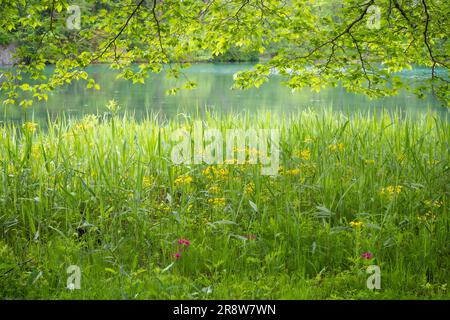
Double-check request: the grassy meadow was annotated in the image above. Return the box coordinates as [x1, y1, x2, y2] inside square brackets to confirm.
[0, 108, 449, 299]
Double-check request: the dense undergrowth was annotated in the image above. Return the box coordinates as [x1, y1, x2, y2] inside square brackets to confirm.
[0, 109, 448, 299]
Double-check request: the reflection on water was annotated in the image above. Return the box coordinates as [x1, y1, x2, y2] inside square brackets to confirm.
[1, 63, 448, 124]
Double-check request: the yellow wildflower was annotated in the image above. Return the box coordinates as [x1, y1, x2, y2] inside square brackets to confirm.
[74, 123, 91, 132]
[418, 211, 436, 222]
[434, 200, 443, 208]
[285, 168, 301, 175]
[202, 166, 228, 179]
[143, 175, 153, 188]
[7, 164, 17, 175]
[297, 149, 311, 161]
[328, 143, 344, 152]
[208, 197, 226, 207]
[380, 185, 402, 198]
[350, 221, 364, 228]
[364, 159, 375, 165]
[208, 185, 220, 194]
[82, 115, 98, 123]
[249, 148, 260, 156]
[202, 167, 212, 176]
[424, 199, 443, 208]
[156, 201, 171, 213]
[245, 182, 255, 195]
[22, 122, 38, 133]
[31, 145, 41, 159]
[174, 175, 193, 185]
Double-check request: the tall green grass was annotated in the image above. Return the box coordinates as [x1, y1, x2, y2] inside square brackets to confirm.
[0, 108, 448, 299]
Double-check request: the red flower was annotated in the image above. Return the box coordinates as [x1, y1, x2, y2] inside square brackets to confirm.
[361, 252, 374, 260]
[178, 239, 190, 246]
[174, 239, 191, 260]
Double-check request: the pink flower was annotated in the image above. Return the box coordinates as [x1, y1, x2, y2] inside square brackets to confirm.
[174, 252, 181, 259]
[361, 252, 374, 260]
[178, 239, 190, 246]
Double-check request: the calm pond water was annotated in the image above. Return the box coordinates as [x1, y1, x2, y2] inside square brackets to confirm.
[1, 63, 448, 123]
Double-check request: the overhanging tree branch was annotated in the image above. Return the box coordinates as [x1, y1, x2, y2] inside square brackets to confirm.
[393, 0, 416, 29]
[152, 0, 166, 57]
[349, 31, 372, 88]
[94, 0, 146, 62]
[296, 0, 374, 60]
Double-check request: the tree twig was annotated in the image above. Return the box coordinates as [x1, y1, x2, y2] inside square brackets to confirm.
[94, 0, 146, 62]
[296, 0, 374, 60]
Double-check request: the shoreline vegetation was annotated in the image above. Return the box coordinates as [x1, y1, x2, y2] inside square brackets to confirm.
[0, 42, 263, 66]
[0, 108, 448, 299]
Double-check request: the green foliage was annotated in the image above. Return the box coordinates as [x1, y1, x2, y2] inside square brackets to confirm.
[0, 32, 15, 45]
[212, 46, 259, 62]
[0, 109, 449, 298]
[0, 0, 448, 107]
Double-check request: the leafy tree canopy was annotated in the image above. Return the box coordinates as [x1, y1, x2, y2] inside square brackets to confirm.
[0, 0, 449, 107]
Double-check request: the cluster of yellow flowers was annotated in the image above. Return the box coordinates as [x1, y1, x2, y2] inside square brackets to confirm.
[279, 162, 316, 178]
[208, 185, 220, 194]
[74, 123, 91, 132]
[7, 164, 17, 175]
[223, 147, 263, 164]
[208, 197, 226, 207]
[31, 145, 41, 159]
[328, 143, 345, 152]
[380, 185, 403, 198]
[364, 159, 375, 165]
[127, 191, 134, 200]
[22, 122, 38, 133]
[72, 115, 98, 133]
[244, 182, 255, 195]
[294, 149, 311, 161]
[224, 159, 235, 164]
[417, 211, 436, 222]
[350, 221, 364, 228]
[143, 175, 154, 188]
[156, 201, 171, 213]
[174, 175, 193, 185]
[202, 165, 228, 179]
[423, 199, 443, 208]
[284, 168, 301, 175]
[234, 146, 260, 155]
